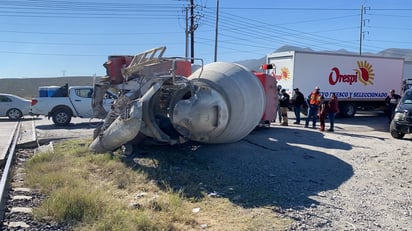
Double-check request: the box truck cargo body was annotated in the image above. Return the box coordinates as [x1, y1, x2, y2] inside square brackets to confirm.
[267, 51, 405, 117]
[403, 61, 412, 92]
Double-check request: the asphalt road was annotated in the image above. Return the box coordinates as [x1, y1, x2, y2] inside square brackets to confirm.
[0, 116, 102, 155]
[31, 116, 101, 143]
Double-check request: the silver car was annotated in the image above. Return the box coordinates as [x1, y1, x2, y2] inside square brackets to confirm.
[0, 93, 31, 120]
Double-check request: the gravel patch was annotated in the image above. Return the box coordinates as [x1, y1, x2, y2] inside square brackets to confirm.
[191, 111, 412, 230]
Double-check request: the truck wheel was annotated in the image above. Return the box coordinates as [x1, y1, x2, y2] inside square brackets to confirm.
[389, 121, 405, 139]
[52, 108, 72, 126]
[7, 108, 23, 120]
[121, 143, 133, 155]
[340, 102, 356, 118]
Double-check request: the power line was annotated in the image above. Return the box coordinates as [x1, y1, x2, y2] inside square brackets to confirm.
[199, 5, 412, 58]
[0, 30, 181, 36]
[1, 2, 411, 60]
[200, 7, 360, 54]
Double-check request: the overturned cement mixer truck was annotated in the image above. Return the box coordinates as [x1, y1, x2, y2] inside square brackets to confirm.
[89, 47, 277, 154]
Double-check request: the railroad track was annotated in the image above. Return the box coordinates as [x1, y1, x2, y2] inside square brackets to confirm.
[0, 122, 70, 230]
[0, 121, 24, 229]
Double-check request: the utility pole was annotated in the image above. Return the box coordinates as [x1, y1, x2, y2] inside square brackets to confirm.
[182, 0, 201, 62]
[359, 5, 363, 56]
[214, 0, 219, 62]
[185, 7, 189, 59]
[190, 0, 195, 63]
[359, 5, 369, 56]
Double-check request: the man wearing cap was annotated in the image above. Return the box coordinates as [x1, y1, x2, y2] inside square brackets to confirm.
[291, 88, 305, 124]
[279, 89, 290, 126]
[305, 86, 322, 128]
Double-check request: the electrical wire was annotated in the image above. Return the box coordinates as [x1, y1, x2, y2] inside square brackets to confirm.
[0, 1, 411, 58]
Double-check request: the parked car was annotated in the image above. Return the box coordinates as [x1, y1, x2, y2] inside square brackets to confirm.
[390, 88, 412, 139]
[0, 93, 31, 120]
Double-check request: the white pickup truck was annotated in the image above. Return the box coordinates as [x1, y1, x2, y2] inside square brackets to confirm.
[30, 85, 116, 126]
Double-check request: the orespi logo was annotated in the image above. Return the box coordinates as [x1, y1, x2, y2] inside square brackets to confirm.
[329, 60, 375, 86]
[356, 60, 375, 85]
[281, 67, 290, 80]
[273, 67, 290, 81]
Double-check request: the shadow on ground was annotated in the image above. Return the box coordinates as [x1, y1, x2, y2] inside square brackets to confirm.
[125, 125, 354, 211]
[334, 110, 389, 132]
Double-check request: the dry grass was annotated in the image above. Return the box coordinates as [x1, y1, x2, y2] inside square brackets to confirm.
[24, 139, 291, 230]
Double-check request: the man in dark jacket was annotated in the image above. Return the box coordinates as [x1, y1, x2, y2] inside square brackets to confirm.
[385, 89, 401, 123]
[291, 88, 305, 124]
[279, 89, 290, 126]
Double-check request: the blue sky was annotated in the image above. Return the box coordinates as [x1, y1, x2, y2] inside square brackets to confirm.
[1, 0, 411, 78]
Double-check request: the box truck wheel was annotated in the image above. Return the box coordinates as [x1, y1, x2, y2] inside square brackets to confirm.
[52, 107, 72, 126]
[339, 102, 356, 118]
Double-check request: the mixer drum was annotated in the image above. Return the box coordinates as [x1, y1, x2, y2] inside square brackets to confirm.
[172, 62, 266, 143]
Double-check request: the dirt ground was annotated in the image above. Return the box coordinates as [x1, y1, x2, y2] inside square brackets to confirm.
[248, 111, 412, 230]
[28, 111, 412, 230]
[184, 110, 411, 230]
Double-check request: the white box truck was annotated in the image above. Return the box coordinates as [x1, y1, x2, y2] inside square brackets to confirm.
[267, 51, 405, 117]
[403, 61, 412, 92]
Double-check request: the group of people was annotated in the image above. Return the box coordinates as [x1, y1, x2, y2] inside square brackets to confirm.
[277, 86, 403, 130]
[277, 86, 339, 132]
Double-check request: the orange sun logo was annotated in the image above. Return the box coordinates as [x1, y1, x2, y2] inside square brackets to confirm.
[280, 67, 290, 80]
[355, 60, 375, 85]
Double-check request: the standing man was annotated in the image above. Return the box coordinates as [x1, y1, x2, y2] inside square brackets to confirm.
[305, 86, 322, 128]
[279, 89, 290, 126]
[385, 89, 401, 123]
[291, 88, 305, 124]
[276, 85, 283, 124]
[327, 93, 339, 132]
[318, 96, 327, 131]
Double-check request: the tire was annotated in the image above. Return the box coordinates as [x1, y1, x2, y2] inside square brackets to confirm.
[52, 108, 72, 126]
[339, 102, 356, 118]
[389, 121, 405, 139]
[7, 108, 23, 120]
[121, 143, 134, 155]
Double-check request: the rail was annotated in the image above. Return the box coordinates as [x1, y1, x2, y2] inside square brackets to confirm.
[0, 121, 21, 222]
